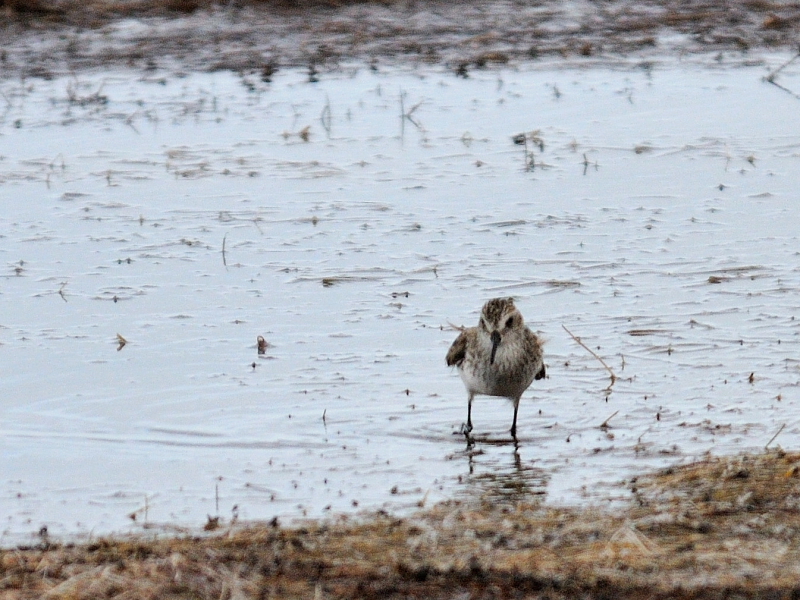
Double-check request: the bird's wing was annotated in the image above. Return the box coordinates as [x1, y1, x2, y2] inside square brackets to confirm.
[446, 331, 468, 367]
[525, 329, 546, 380]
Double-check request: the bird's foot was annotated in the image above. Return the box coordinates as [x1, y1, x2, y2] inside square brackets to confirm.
[460, 422, 475, 447]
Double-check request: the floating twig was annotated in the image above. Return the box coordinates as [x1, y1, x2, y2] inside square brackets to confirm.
[766, 79, 800, 100]
[765, 51, 800, 82]
[582, 152, 598, 175]
[49, 153, 65, 171]
[512, 131, 544, 172]
[599, 410, 619, 430]
[127, 495, 151, 523]
[765, 423, 786, 449]
[764, 51, 800, 100]
[399, 89, 423, 136]
[320, 95, 332, 137]
[562, 324, 617, 393]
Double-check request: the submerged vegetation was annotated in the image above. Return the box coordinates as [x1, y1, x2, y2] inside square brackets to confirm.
[4, 451, 800, 599]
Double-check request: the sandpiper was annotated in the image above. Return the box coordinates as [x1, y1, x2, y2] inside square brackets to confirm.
[446, 297, 545, 439]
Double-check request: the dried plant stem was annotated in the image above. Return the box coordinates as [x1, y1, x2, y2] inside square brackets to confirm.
[764, 51, 800, 100]
[600, 410, 619, 429]
[320, 95, 332, 136]
[766, 51, 800, 82]
[562, 324, 617, 392]
[765, 423, 786, 449]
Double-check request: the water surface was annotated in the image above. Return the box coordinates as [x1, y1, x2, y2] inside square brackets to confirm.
[3, 56, 800, 545]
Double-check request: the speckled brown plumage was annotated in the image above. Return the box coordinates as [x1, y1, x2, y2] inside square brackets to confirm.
[446, 298, 545, 438]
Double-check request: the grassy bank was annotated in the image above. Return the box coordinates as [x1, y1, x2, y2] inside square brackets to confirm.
[1, 0, 799, 79]
[3, 451, 800, 599]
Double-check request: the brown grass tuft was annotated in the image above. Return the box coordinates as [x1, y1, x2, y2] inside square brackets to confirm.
[4, 452, 800, 598]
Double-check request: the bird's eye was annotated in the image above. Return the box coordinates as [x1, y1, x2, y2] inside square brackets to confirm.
[505, 317, 514, 328]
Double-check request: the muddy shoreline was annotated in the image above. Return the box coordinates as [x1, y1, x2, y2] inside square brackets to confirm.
[2, 0, 800, 79]
[4, 452, 800, 599]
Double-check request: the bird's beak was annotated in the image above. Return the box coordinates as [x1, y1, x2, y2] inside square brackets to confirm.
[490, 330, 501, 365]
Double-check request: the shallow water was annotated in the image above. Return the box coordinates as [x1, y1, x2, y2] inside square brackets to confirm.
[3, 55, 800, 546]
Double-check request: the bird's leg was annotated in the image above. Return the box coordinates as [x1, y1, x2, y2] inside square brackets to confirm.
[510, 398, 519, 439]
[460, 393, 474, 437]
[466, 393, 474, 433]
[464, 431, 475, 449]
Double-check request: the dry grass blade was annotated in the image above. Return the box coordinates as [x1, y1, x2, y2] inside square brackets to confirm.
[6, 452, 800, 599]
[562, 324, 617, 393]
[399, 89, 424, 134]
[221, 233, 228, 269]
[320, 95, 332, 136]
[599, 410, 619, 430]
[764, 50, 800, 83]
[763, 52, 800, 100]
[765, 423, 786, 449]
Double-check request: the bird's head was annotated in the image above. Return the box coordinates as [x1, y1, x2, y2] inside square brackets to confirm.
[478, 297, 524, 364]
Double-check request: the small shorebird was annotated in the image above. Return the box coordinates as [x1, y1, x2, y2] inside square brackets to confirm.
[446, 297, 545, 439]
